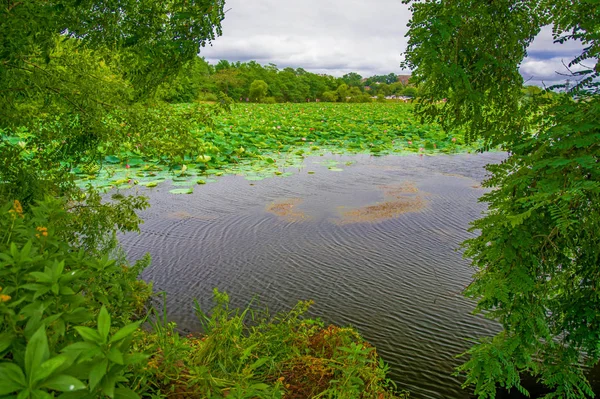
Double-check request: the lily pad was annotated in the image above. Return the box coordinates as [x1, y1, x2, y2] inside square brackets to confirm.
[105, 155, 121, 164]
[127, 157, 144, 167]
[169, 188, 193, 194]
[328, 167, 344, 172]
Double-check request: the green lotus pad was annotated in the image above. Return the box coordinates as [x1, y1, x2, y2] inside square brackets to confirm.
[169, 188, 193, 194]
[71, 103, 484, 191]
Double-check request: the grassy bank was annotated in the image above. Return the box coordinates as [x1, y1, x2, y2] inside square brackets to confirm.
[132, 291, 407, 398]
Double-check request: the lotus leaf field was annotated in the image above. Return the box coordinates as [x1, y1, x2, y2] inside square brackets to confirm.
[4, 103, 483, 194]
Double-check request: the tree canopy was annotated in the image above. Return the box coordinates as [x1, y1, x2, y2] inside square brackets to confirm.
[1, 0, 226, 207]
[403, 0, 599, 397]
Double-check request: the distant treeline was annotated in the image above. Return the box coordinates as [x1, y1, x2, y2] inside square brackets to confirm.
[155, 58, 419, 103]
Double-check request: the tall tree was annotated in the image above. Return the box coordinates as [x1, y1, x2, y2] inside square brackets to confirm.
[249, 79, 268, 102]
[403, 0, 599, 398]
[0, 0, 226, 227]
[342, 72, 363, 88]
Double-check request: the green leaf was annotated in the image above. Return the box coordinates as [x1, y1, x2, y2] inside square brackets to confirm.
[249, 383, 270, 391]
[34, 354, 70, 385]
[244, 175, 265, 181]
[0, 332, 15, 354]
[139, 181, 158, 187]
[123, 353, 149, 365]
[42, 375, 86, 392]
[0, 378, 23, 396]
[59, 286, 75, 295]
[169, 188, 193, 194]
[105, 156, 121, 164]
[25, 326, 50, 384]
[100, 372, 117, 398]
[248, 357, 269, 371]
[0, 363, 26, 394]
[106, 347, 124, 365]
[108, 321, 141, 344]
[29, 272, 53, 283]
[88, 359, 107, 391]
[114, 387, 140, 399]
[74, 327, 102, 343]
[30, 389, 53, 399]
[61, 341, 97, 353]
[97, 306, 110, 342]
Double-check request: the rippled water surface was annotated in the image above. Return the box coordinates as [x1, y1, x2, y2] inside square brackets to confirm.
[121, 152, 508, 398]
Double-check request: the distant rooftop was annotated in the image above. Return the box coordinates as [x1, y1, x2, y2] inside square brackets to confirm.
[397, 75, 411, 85]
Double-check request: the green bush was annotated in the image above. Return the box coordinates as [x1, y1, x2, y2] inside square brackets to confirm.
[132, 289, 407, 399]
[0, 198, 152, 398]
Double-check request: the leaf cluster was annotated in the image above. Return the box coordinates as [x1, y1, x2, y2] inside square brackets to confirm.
[0, 197, 153, 398]
[404, 0, 600, 397]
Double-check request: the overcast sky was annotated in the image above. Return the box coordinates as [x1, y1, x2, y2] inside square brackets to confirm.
[201, 0, 586, 86]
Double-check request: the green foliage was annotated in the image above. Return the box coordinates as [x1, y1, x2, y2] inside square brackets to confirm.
[321, 91, 339, 102]
[40, 103, 476, 194]
[249, 80, 269, 103]
[342, 72, 363, 88]
[402, 0, 541, 144]
[1, 0, 226, 100]
[0, 198, 152, 398]
[337, 84, 350, 102]
[1, 0, 226, 209]
[132, 290, 407, 399]
[404, 0, 600, 397]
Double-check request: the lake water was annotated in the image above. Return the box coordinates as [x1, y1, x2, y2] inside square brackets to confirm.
[121, 152, 508, 398]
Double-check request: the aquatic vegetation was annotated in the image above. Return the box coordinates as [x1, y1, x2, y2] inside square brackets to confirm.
[266, 198, 308, 222]
[1, 103, 480, 194]
[336, 182, 425, 224]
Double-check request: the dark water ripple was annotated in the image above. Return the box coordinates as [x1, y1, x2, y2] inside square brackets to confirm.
[120, 152, 513, 399]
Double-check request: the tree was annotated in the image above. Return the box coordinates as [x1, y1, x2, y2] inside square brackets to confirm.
[0, 2, 227, 396]
[249, 79, 268, 102]
[342, 72, 363, 87]
[321, 90, 338, 102]
[401, 86, 417, 98]
[385, 73, 398, 85]
[403, 1, 599, 398]
[155, 57, 215, 103]
[1, 0, 226, 206]
[336, 83, 350, 102]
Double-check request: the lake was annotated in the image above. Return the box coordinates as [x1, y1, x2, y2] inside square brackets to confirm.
[121, 152, 507, 398]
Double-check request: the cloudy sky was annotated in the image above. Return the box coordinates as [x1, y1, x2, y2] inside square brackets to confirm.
[201, 0, 586, 86]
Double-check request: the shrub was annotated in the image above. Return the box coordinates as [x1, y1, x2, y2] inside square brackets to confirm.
[132, 289, 407, 399]
[0, 198, 152, 398]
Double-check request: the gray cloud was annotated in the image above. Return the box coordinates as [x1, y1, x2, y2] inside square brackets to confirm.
[521, 26, 592, 86]
[201, 0, 411, 77]
[201, 1, 588, 85]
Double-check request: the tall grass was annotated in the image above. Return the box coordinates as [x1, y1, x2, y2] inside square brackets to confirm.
[132, 289, 408, 399]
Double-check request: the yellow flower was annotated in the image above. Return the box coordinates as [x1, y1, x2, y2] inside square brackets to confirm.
[9, 199, 24, 218]
[35, 226, 48, 239]
[0, 294, 11, 302]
